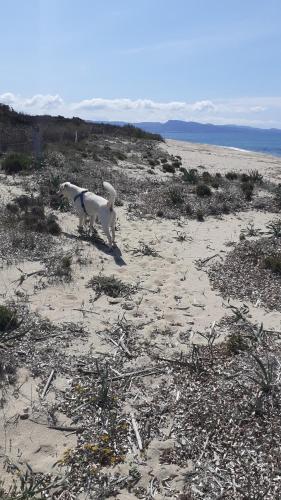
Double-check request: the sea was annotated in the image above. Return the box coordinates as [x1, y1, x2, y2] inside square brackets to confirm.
[162, 129, 281, 158]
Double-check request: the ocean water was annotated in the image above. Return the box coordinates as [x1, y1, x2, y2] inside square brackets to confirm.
[162, 130, 281, 157]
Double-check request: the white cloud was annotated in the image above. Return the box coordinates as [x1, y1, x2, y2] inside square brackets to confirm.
[0, 92, 64, 112]
[1, 92, 281, 128]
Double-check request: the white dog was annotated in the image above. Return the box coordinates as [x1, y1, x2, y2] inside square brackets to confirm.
[59, 181, 117, 247]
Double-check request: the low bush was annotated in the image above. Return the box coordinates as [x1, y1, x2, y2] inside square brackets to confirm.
[1, 153, 33, 175]
[167, 186, 184, 205]
[6, 196, 61, 235]
[163, 163, 175, 173]
[0, 305, 18, 333]
[264, 254, 281, 274]
[183, 168, 198, 184]
[196, 183, 212, 197]
[241, 182, 254, 201]
[225, 171, 238, 180]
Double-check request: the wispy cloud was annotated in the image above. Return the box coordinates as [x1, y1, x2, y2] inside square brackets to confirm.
[1, 92, 281, 128]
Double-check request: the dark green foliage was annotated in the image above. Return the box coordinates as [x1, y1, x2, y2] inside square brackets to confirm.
[182, 168, 198, 184]
[225, 171, 238, 180]
[202, 171, 212, 183]
[264, 254, 281, 274]
[196, 209, 205, 221]
[167, 186, 184, 205]
[240, 173, 250, 183]
[2, 153, 32, 174]
[249, 170, 263, 184]
[114, 151, 127, 161]
[241, 182, 254, 201]
[226, 332, 248, 354]
[267, 220, 281, 238]
[196, 183, 212, 197]
[163, 163, 175, 173]
[0, 305, 18, 333]
[172, 160, 181, 168]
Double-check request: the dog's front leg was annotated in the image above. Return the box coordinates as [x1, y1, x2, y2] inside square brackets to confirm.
[78, 215, 85, 230]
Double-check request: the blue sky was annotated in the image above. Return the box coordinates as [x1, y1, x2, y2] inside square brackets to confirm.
[1, 0, 281, 127]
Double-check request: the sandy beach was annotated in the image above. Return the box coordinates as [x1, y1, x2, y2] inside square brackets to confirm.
[1, 138, 281, 498]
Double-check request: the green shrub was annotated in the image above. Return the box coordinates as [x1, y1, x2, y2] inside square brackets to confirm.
[196, 209, 205, 221]
[172, 160, 181, 168]
[183, 168, 198, 184]
[211, 179, 220, 189]
[241, 182, 254, 201]
[240, 173, 250, 183]
[2, 153, 32, 175]
[167, 186, 184, 205]
[202, 171, 212, 183]
[225, 171, 238, 180]
[249, 169, 263, 184]
[226, 332, 248, 354]
[163, 163, 175, 173]
[267, 220, 281, 238]
[196, 183, 212, 197]
[0, 305, 18, 333]
[264, 254, 281, 274]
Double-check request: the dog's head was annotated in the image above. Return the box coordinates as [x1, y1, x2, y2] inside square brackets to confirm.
[58, 182, 71, 198]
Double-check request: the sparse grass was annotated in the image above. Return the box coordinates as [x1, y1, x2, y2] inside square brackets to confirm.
[87, 274, 136, 299]
[132, 241, 160, 257]
[226, 331, 249, 354]
[209, 238, 281, 310]
[248, 169, 263, 184]
[267, 219, 281, 238]
[241, 222, 262, 237]
[6, 196, 61, 236]
[0, 463, 67, 499]
[45, 253, 73, 282]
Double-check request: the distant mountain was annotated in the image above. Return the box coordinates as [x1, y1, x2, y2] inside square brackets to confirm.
[94, 119, 281, 135]
[132, 120, 281, 134]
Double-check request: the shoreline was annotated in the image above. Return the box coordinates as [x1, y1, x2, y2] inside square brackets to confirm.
[164, 137, 281, 160]
[163, 138, 281, 182]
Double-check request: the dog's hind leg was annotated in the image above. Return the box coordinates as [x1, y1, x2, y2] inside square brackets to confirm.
[110, 211, 116, 245]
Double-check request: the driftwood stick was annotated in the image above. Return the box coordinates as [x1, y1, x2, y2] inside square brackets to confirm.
[197, 253, 221, 267]
[73, 308, 99, 314]
[119, 338, 132, 358]
[111, 368, 163, 381]
[48, 425, 84, 432]
[131, 413, 143, 451]
[42, 370, 55, 398]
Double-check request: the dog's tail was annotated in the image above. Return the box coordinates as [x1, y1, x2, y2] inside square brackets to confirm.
[103, 181, 117, 210]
